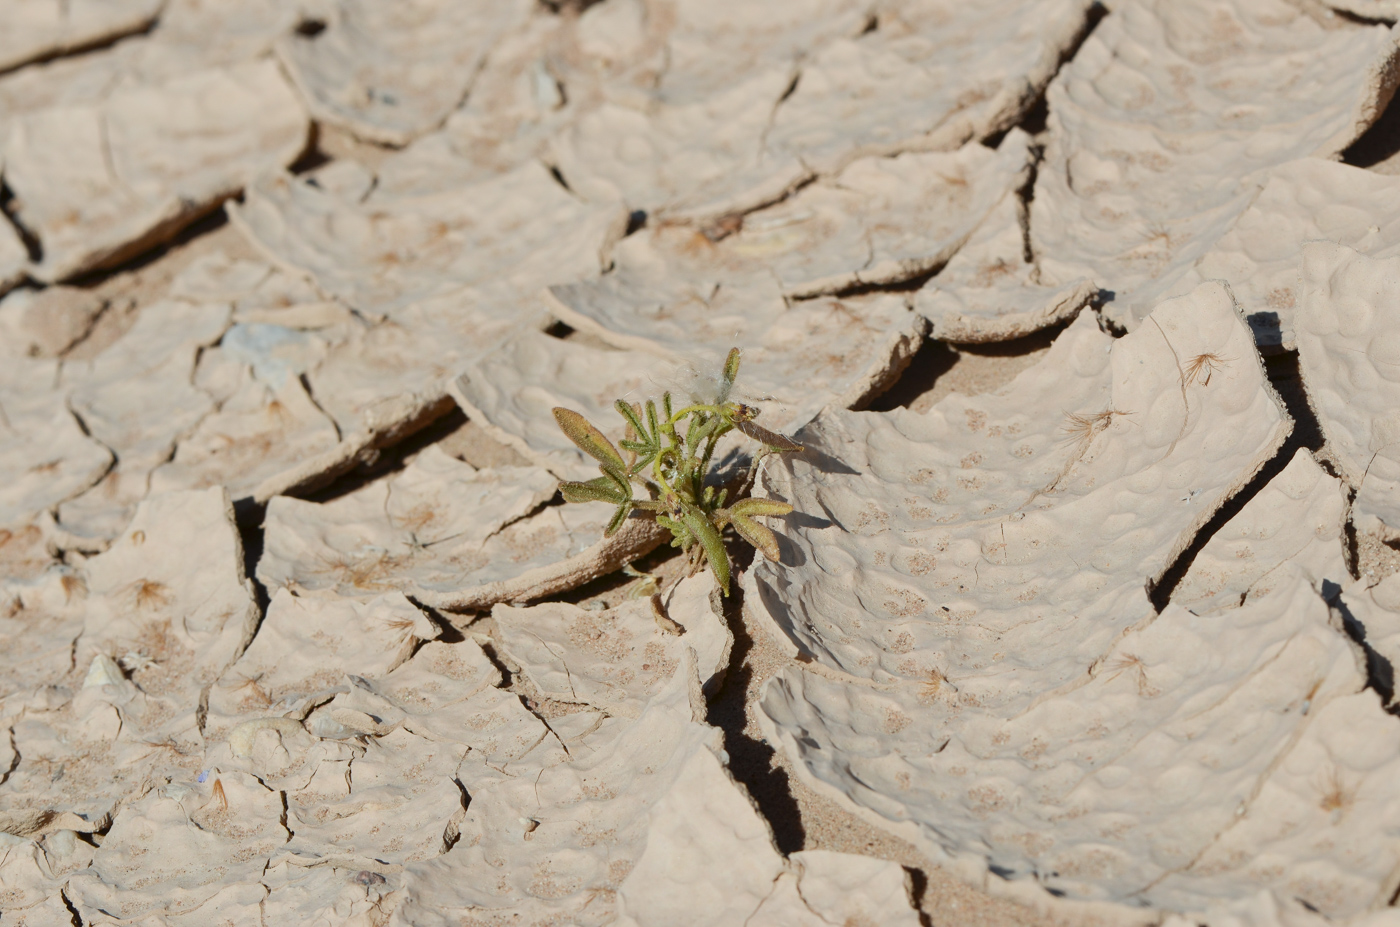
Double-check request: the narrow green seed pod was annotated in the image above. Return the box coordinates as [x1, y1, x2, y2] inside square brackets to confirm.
[729, 498, 794, 518]
[722, 347, 741, 387]
[731, 514, 781, 563]
[553, 407, 625, 468]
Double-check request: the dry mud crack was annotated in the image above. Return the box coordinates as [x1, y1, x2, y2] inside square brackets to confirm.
[6, 1, 1400, 925]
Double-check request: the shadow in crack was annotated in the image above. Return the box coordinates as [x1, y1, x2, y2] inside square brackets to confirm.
[1323, 579, 1397, 707]
[1149, 350, 1328, 610]
[707, 561, 806, 855]
[1345, 68, 1400, 169]
[983, 1, 1109, 148]
[866, 315, 1074, 414]
[297, 402, 465, 506]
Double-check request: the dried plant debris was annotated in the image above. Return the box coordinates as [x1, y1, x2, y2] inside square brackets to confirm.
[1030, 0, 1400, 333]
[229, 159, 627, 316]
[3, 58, 308, 282]
[275, 0, 534, 146]
[744, 282, 1349, 916]
[0, 0, 162, 74]
[495, 571, 731, 717]
[1154, 158, 1400, 350]
[1173, 449, 1349, 614]
[1295, 244, 1400, 540]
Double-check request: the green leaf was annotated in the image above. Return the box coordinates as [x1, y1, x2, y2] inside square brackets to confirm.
[722, 347, 741, 388]
[646, 400, 660, 441]
[560, 476, 628, 505]
[605, 503, 631, 537]
[656, 514, 689, 547]
[731, 514, 781, 563]
[553, 407, 626, 468]
[615, 400, 650, 442]
[684, 413, 704, 452]
[628, 450, 659, 475]
[691, 415, 720, 447]
[683, 508, 730, 594]
[729, 498, 793, 518]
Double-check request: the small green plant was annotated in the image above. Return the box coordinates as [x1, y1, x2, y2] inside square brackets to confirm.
[552, 348, 801, 594]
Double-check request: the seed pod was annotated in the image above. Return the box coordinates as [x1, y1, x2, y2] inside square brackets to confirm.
[729, 498, 793, 518]
[723, 347, 741, 387]
[731, 514, 781, 563]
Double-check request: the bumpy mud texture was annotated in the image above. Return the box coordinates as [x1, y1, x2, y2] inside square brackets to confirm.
[5, 1, 1400, 926]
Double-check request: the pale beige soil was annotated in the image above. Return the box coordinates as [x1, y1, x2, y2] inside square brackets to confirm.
[6, 2, 1400, 923]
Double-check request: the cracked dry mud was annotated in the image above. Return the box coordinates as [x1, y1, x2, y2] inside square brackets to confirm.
[5, 1, 1400, 925]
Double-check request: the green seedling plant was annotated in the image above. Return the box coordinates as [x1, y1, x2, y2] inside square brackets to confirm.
[552, 348, 801, 594]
